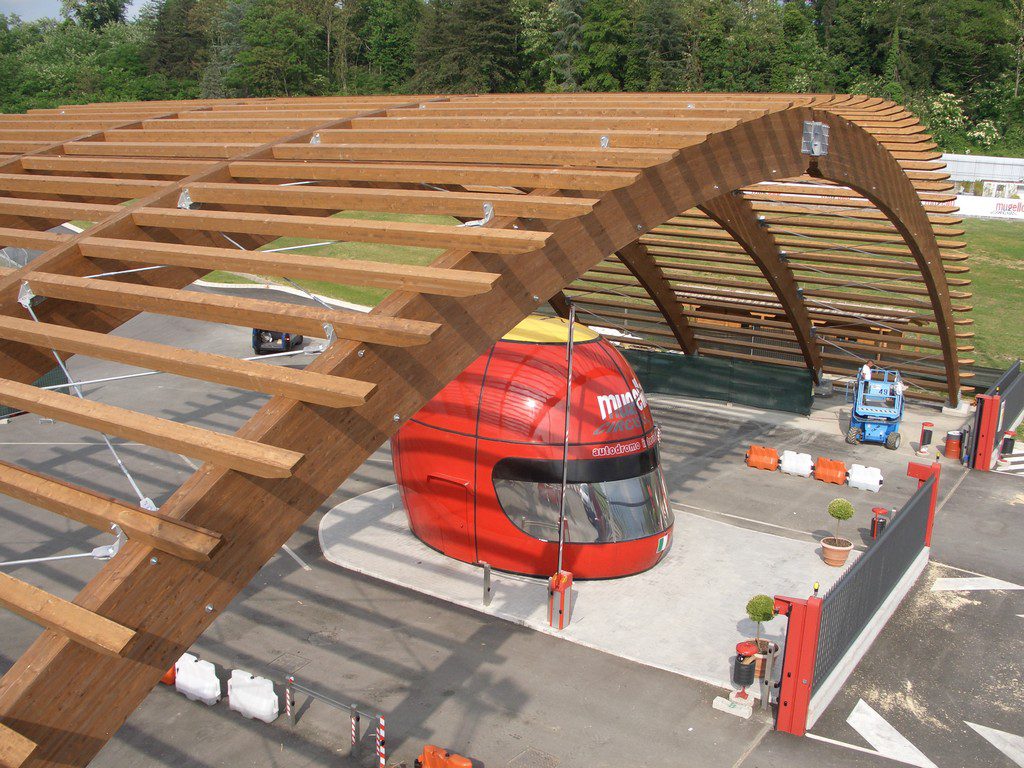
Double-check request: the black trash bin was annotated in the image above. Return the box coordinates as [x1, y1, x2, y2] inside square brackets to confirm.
[733, 641, 757, 687]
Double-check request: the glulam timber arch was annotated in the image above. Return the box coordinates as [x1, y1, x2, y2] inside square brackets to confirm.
[0, 93, 969, 767]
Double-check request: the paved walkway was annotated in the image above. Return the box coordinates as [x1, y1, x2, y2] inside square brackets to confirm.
[319, 484, 856, 693]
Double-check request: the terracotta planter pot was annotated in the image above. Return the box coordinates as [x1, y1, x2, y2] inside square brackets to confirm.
[821, 536, 853, 567]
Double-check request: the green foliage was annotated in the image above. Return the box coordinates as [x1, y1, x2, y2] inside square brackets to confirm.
[0, 0, 1022, 157]
[224, 0, 326, 96]
[61, 0, 128, 30]
[828, 498, 855, 540]
[828, 498, 855, 521]
[410, 0, 522, 93]
[746, 594, 775, 643]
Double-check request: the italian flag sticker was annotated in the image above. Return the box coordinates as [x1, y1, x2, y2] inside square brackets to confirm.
[657, 533, 669, 553]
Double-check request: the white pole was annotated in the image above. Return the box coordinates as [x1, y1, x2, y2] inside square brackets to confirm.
[556, 303, 576, 574]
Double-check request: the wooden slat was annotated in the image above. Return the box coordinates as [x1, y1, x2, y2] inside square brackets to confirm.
[227, 159, 639, 191]
[0, 173, 164, 199]
[185, 182, 597, 220]
[0, 722, 35, 768]
[0, 378, 303, 478]
[0, 197, 119, 222]
[271, 142, 677, 168]
[0, 228, 71, 250]
[18, 156, 215, 176]
[0, 459, 221, 561]
[26, 272, 439, 347]
[0, 315, 375, 408]
[78, 237, 499, 297]
[130, 207, 550, 255]
[63, 141, 258, 159]
[0, 571, 135, 656]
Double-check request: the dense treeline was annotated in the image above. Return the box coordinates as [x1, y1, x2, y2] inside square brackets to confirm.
[1, 0, 1023, 154]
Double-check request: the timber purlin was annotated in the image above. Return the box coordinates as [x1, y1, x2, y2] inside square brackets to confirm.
[0, 93, 970, 766]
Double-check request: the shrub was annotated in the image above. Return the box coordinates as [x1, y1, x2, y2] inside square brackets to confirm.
[745, 594, 775, 642]
[827, 498, 855, 541]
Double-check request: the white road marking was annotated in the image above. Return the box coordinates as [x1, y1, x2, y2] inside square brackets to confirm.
[966, 722, 1024, 767]
[846, 699, 938, 768]
[931, 576, 1024, 592]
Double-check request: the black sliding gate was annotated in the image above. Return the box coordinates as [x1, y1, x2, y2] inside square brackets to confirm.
[811, 474, 934, 695]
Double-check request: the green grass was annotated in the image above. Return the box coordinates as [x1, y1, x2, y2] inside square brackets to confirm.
[959, 218, 1024, 369]
[202, 210, 452, 306]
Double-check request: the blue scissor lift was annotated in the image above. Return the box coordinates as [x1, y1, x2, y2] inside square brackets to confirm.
[846, 368, 905, 449]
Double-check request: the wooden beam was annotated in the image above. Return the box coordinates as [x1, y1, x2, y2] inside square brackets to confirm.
[25, 272, 439, 347]
[18, 156, 215, 176]
[0, 571, 135, 656]
[0, 229, 70, 250]
[0, 378, 303, 478]
[0, 459, 221, 561]
[699, 192, 822, 377]
[0, 315, 376, 408]
[63, 141, 257, 159]
[228, 160, 638, 192]
[130, 207, 550, 255]
[0, 723, 35, 768]
[0, 174, 163, 200]
[0, 197, 119, 222]
[78, 237, 499, 297]
[184, 182, 597, 220]
[615, 242, 697, 353]
[272, 142, 677, 168]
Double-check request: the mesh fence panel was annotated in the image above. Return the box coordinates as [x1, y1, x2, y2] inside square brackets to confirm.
[812, 477, 933, 693]
[994, 361, 1024, 433]
[621, 347, 814, 415]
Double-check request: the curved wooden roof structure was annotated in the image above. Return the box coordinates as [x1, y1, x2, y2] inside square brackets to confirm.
[0, 93, 969, 766]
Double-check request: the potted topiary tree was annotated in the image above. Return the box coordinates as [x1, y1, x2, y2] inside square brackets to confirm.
[744, 594, 777, 678]
[822, 498, 855, 567]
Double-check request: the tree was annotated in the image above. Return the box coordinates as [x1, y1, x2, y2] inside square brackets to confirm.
[61, 0, 128, 30]
[357, 0, 420, 90]
[577, 0, 630, 91]
[547, 0, 583, 91]
[625, 0, 689, 91]
[410, 0, 521, 92]
[745, 594, 775, 644]
[225, 0, 324, 96]
[148, 0, 208, 79]
[827, 498, 855, 542]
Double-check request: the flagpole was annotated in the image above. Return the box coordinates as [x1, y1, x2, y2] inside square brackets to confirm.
[556, 302, 576, 574]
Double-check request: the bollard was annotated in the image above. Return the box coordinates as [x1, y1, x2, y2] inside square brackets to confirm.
[350, 704, 360, 758]
[285, 676, 295, 727]
[376, 714, 386, 768]
[481, 561, 492, 606]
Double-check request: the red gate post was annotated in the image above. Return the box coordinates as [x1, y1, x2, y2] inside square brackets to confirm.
[906, 461, 941, 546]
[973, 393, 1002, 470]
[773, 595, 822, 737]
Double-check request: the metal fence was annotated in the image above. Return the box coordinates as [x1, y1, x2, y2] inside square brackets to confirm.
[811, 475, 934, 693]
[992, 360, 1024, 434]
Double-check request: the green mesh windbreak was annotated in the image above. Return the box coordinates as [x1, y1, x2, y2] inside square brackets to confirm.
[621, 347, 814, 415]
[0, 367, 69, 419]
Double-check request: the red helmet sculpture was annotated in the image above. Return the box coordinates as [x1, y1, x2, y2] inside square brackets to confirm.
[391, 315, 674, 579]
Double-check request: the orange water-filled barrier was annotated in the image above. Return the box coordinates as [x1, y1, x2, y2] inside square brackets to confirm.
[745, 445, 780, 471]
[814, 457, 848, 485]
